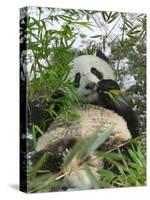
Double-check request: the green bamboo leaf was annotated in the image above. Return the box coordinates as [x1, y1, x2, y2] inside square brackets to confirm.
[73, 22, 93, 30]
[117, 148, 130, 173]
[108, 13, 119, 23]
[63, 139, 85, 167]
[34, 124, 44, 135]
[29, 152, 49, 178]
[128, 149, 143, 167]
[59, 15, 75, 22]
[111, 12, 119, 19]
[107, 12, 112, 21]
[80, 33, 87, 38]
[128, 30, 141, 35]
[98, 169, 115, 178]
[101, 11, 108, 22]
[40, 20, 47, 31]
[32, 125, 36, 148]
[90, 34, 101, 38]
[125, 21, 133, 29]
[34, 152, 49, 172]
[127, 33, 138, 39]
[79, 124, 115, 158]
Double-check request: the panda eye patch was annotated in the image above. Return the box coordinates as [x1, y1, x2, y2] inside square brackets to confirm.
[91, 67, 103, 80]
[74, 72, 81, 88]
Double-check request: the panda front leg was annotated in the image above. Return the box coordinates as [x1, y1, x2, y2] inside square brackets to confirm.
[62, 154, 104, 190]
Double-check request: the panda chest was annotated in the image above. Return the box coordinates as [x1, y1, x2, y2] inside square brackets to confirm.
[78, 108, 111, 138]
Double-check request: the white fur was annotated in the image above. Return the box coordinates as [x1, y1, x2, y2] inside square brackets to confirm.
[36, 105, 131, 152]
[68, 55, 115, 103]
[63, 154, 103, 189]
[35, 105, 131, 189]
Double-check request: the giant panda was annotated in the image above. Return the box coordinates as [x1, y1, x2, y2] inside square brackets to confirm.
[34, 50, 138, 190]
[67, 50, 138, 137]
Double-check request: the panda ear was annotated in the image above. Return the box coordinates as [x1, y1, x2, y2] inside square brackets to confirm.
[96, 50, 110, 64]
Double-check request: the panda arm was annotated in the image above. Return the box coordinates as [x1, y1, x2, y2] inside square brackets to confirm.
[96, 80, 139, 138]
[111, 96, 139, 138]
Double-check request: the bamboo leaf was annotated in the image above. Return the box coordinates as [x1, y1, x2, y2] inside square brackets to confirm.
[63, 139, 85, 167]
[79, 124, 115, 158]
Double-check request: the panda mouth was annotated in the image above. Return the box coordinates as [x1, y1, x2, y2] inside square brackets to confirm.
[84, 86, 98, 97]
[84, 91, 97, 97]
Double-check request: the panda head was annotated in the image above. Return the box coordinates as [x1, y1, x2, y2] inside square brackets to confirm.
[68, 50, 115, 103]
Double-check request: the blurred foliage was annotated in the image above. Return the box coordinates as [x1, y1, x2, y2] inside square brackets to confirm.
[20, 7, 146, 192]
[98, 136, 146, 188]
[27, 131, 146, 192]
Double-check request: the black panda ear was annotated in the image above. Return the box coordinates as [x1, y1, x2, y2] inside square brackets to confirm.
[96, 50, 110, 64]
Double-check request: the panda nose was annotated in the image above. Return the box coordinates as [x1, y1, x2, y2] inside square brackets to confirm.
[85, 82, 96, 90]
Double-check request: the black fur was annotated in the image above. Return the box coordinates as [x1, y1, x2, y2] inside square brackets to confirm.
[91, 67, 103, 80]
[85, 82, 96, 90]
[97, 79, 139, 138]
[74, 72, 81, 88]
[96, 50, 110, 64]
